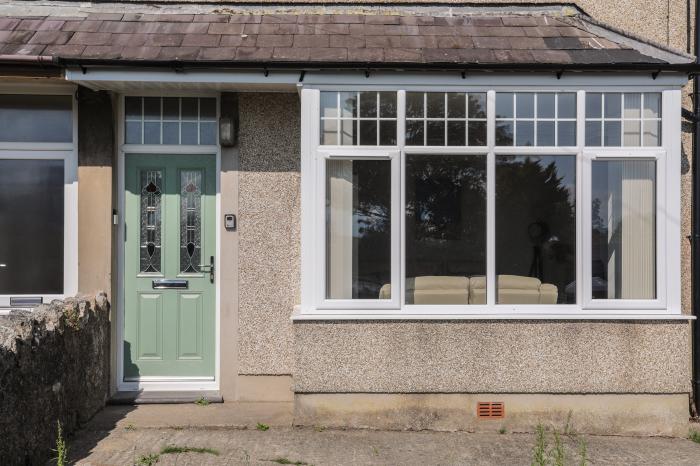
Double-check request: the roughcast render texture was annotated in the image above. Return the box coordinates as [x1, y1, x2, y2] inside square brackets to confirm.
[238, 93, 300, 375]
[294, 320, 690, 393]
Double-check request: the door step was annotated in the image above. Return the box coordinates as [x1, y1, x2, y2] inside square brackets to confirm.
[109, 390, 223, 405]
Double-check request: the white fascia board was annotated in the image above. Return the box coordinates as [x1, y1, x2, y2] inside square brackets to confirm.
[64, 68, 690, 91]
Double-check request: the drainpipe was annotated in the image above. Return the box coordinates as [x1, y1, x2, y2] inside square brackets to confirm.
[693, 0, 700, 417]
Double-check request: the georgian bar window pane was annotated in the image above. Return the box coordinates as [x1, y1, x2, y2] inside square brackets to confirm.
[125, 97, 217, 145]
[320, 92, 398, 146]
[405, 154, 487, 304]
[326, 159, 392, 299]
[585, 93, 661, 147]
[496, 155, 576, 304]
[495, 93, 577, 146]
[591, 160, 656, 299]
[405, 92, 487, 146]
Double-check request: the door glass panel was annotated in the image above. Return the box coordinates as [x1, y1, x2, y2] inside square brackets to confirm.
[140, 170, 162, 273]
[0, 159, 64, 294]
[180, 170, 202, 273]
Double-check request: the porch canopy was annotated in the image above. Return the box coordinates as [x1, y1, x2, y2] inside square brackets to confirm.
[0, 2, 695, 89]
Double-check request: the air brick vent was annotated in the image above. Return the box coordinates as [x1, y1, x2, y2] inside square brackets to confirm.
[477, 401, 505, 419]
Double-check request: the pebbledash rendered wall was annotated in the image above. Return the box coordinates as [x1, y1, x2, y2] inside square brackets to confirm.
[231, 1, 695, 433]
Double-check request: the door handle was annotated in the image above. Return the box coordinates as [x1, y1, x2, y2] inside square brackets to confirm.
[198, 256, 215, 284]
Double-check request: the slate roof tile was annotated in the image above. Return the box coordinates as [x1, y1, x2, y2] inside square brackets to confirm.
[0, 10, 688, 66]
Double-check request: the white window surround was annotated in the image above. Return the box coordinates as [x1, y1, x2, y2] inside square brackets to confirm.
[299, 81, 684, 320]
[0, 85, 78, 310]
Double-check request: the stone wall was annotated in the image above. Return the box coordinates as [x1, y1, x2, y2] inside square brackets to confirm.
[0, 294, 110, 465]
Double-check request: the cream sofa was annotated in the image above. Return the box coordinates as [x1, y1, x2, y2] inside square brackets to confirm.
[379, 275, 558, 304]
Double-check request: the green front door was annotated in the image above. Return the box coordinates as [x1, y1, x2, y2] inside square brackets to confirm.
[124, 154, 216, 380]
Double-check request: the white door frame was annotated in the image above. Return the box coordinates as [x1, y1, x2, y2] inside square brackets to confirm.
[115, 92, 221, 392]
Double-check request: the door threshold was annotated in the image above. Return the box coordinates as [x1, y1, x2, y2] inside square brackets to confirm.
[109, 390, 223, 405]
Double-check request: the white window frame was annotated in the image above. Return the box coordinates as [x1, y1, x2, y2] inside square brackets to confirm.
[298, 78, 683, 320]
[0, 85, 78, 309]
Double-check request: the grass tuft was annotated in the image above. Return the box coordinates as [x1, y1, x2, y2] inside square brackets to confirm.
[689, 429, 700, 443]
[160, 445, 220, 456]
[550, 431, 566, 466]
[53, 420, 69, 466]
[256, 422, 270, 431]
[266, 458, 308, 465]
[194, 396, 210, 406]
[531, 424, 547, 466]
[498, 426, 507, 434]
[135, 453, 160, 465]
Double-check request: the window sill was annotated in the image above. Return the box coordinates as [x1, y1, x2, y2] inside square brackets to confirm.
[291, 306, 694, 321]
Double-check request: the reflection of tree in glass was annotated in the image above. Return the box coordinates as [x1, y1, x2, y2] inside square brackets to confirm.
[496, 156, 576, 303]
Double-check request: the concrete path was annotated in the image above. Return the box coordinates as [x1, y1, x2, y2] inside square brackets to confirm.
[67, 405, 700, 465]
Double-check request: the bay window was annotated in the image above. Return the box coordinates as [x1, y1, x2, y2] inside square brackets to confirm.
[0, 91, 77, 308]
[302, 86, 679, 317]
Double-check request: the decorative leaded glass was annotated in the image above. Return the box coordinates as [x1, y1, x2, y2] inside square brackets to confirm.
[180, 170, 202, 273]
[140, 170, 162, 273]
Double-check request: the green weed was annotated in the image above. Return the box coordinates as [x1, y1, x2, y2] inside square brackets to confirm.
[498, 426, 507, 434]
[256, 422, 270, 431]
[531, 424, 547, 466]
[689, 429, 700, 443]
[194, 396, 210, 406]
[160, 445, 220, 455]
[135, 453, 160, 465]
[267, 458, 308, 465]
[53, 420, 68, 466]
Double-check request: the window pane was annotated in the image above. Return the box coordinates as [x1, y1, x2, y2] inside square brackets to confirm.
[496, 121, 514, 145]
[427, 120, 445, 146]
[447, 93, 466, 118]
[125, 97, 142, 119]
[623, 120, 641, 146]
[469, 93, 487, 118]
[181, 122, 198, 145]
[320, 92, 338, 118]
[406, 92, 424, 118]
[181, 98, 198, 119]
[538, 93, 555, 119]
[515, 121, 534, 146]
[585, 121, 601, 146]
[200, 121, 217, 145]
[379, 120, 397, 145]
[557, 121, 576, 146]
[163, 97, 179, 120]
[143, 97, 160, 120]
[447, 121, 466, 146]
[405, 154, 486, 304]
[144, 121, 161, 144]
[591, 160, 656, 299]
[496, 93, 514, 118]
[644, 120, 661, 146]
[468, 121, 487, 146]
[623, 93, 641, 119]
[359, 92, 377, 118]
[586, 93, 602, 118]
[326, 159, 392, 300]
[125, 121, 142, 144]
[427, 93, 445, 118]
[0, 95, 72, 143]
[604, 93, 621, 118]
[341, 119, 356, 145]
[359, 120, 377, 145]
[537, 121, 555, 146]
[0, 160, 64, 294]
[379, 92, 397, 118]
[339, 92, 357, 118]
[496, 155, 576, 304]
[644, 93, 661, 118]
[558, 93, 577, 119]
[321, 119, 338, 145]
[604, 121, 622, 146]
[406, 120, 424, 145]
[200, 98, 217, 120]
[163, 122, 179, 144]
[516, 93, 534, 118]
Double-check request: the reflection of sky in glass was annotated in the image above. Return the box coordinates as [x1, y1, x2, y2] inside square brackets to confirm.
[504, 155, 576, 204]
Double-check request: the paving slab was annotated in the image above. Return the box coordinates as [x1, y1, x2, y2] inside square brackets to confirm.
[65, 405, 700, 465]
